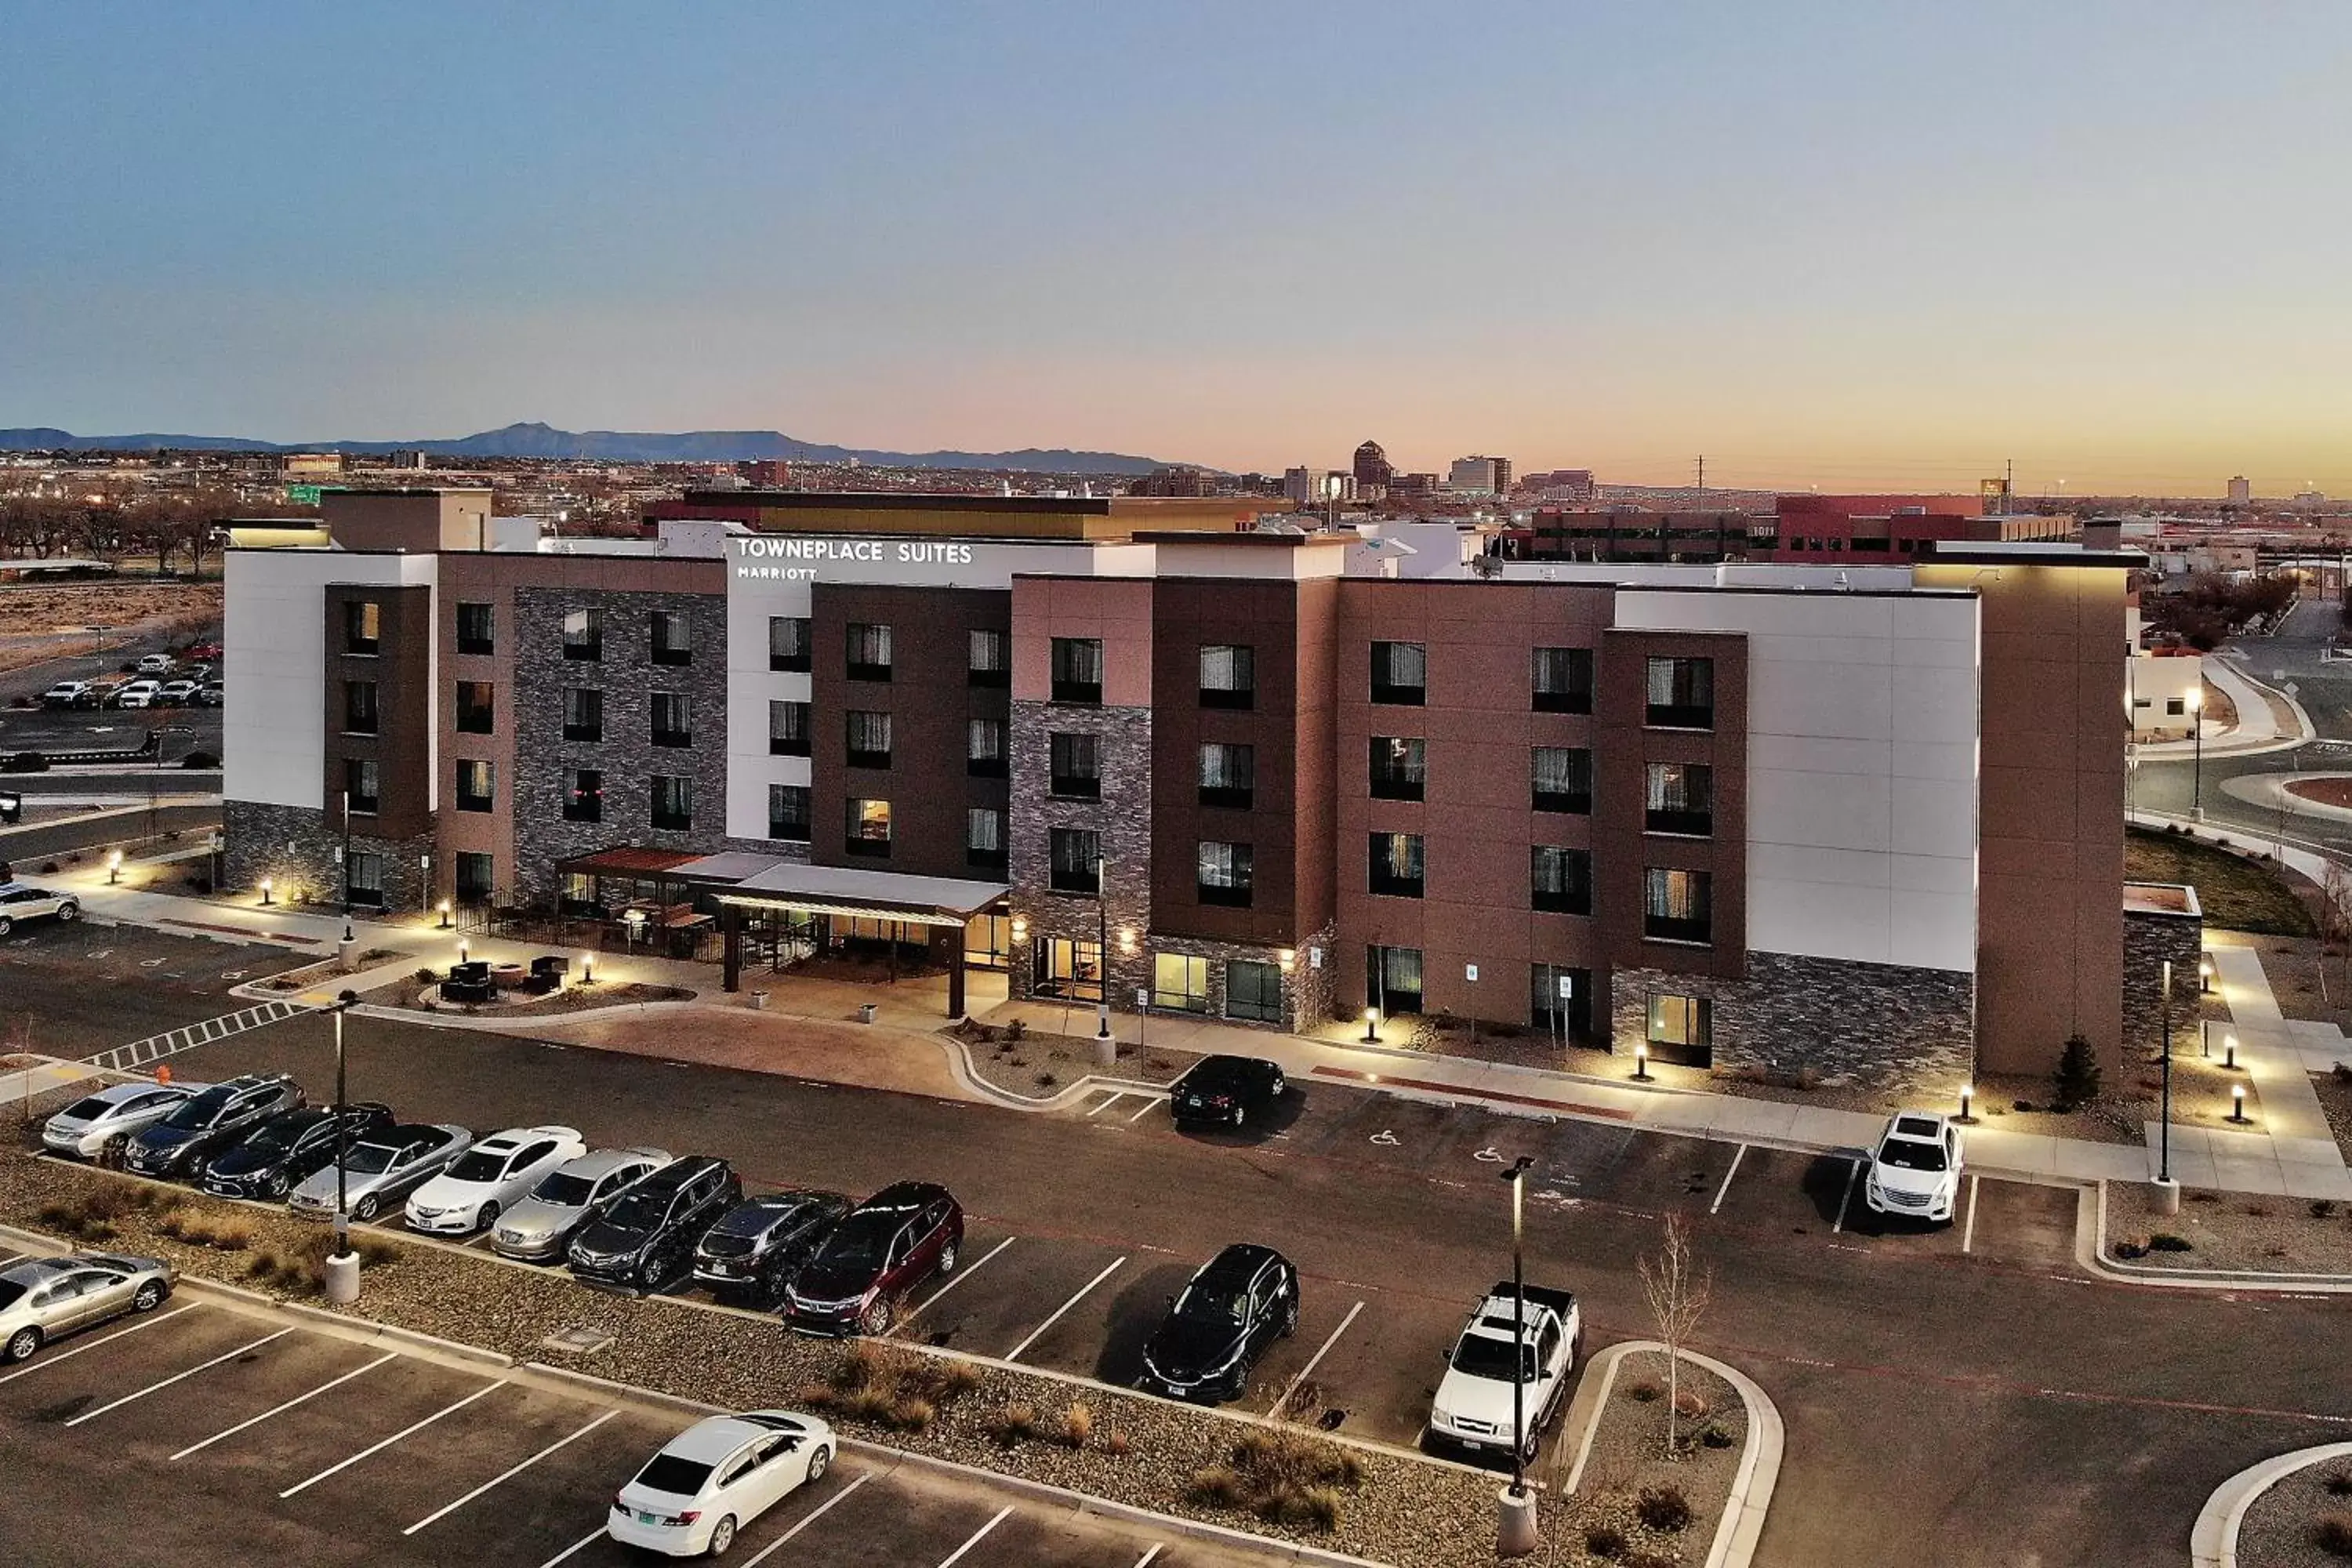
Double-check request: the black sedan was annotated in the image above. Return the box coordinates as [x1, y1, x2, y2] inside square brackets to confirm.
[1167, 1055, 1287, 1130]
[201, 1103, 394, 1200]
[568, 1156, 742, 1291]
[122, 1073, 303, 1181]
[1139, 1243, 1299, 1402]
[693, 1190, 851, 1303]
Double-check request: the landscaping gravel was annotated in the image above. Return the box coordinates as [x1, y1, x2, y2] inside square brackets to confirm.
[1552, 1350, 1747, 1567]
[2107, 1180, 2352, 1275]
[2233, 1452, 2352, 1568]
[954, 1025, 1199, 1101]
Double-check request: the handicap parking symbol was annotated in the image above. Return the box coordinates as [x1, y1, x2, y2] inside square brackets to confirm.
[1368, 1130, 1401, 1147]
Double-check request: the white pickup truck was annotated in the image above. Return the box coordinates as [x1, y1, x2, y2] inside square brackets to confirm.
[1426, 1281, 1581, 1461]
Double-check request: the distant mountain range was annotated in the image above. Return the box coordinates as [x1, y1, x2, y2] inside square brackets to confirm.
[0, 421, 1177, 476]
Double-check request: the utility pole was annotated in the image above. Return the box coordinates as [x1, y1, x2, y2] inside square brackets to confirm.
[1694, 455, 1705, 510]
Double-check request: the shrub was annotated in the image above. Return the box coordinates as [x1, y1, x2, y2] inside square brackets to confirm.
[1584, 1525, 1629, 1558]
[2314, 1200, 2339, 1220]
[2334, 1062, 2352, 1084]
[2325, 1469, 2352, 1497]
[893, 1396, 935, 1433]
[1296, 1486, 1345, 1532]
[414, 967, 439, 984]
[2149, 1232, 2193, 1252]
[2053, 1033, 2100, 1112]
[180, 750, 219, 770]
[1103, 1428, 1131, 1457]
[2316, 1514, 2352, 1558]
[992, 1402, 1039, 1447]
[1627, 1378, 1664, 1403]
[2112, 1238, 2148, 1260]
[1061, 1401, 1094, 1449]
[1626, 1552, 1679, 1568]
[1701, 1422, 1736, 1449]
[1635, 1485, 1693, 1534]
[1189, 1465, 1247, 1508]
[1004, 1018, 1027, 1043]
[1035, 1073, 1058, 1089]
[1672, 1388, 1711, 1421]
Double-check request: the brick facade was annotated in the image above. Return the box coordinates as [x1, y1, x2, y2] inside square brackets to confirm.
[2122, 904, 2204, 1060]
[1008, 700, 1152, 1007]
[222, 798, 434, 915]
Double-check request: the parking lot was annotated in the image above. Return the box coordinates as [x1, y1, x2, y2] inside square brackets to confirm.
[0, 1260, 1276, 1568]
[0, 919, 312, 1060]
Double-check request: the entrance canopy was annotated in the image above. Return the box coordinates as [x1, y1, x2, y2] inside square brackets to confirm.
[713, 861, 1008, 929]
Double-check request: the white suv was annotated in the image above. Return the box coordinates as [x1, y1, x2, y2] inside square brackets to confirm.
[114, 680, 162, 709]
[1864, 1111, 1964, 1223]
[0, 883, 81, 938]
[135, 653, 174, 676]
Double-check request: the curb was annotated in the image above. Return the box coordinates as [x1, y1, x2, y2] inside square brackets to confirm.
[2080, 1181, 2352, 1294]
[2191, 1440, 2352, 1567]
[1555, 1340, 1781, 1568]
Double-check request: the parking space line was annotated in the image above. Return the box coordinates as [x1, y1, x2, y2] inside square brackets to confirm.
[62, 1326, 293, 1426]
[1831, 1158, 1860, 1233]
[938, 1505, 1013, 1566]
[1006, 1257, 1126, 1363]
[740, 1472, 873, 1566]
[280, 1378, 509, 1497]
[171, 1351, 397, 1460]
[535, 1526, 608, 1568]
[891, 1236, 1016, 1335]
[1083, 1090, 1127, 1117]
[0, 1301, 201, 1385]
[404, 1407, 618, 1534]
[1125, 1096, 1162, 1123]
[1270, 1300, 1363, 1419]
[1131, 1546, 1163, 1568]
[1962, 1174, 1981, 1254]
[1709, 1144, 1748, 1214]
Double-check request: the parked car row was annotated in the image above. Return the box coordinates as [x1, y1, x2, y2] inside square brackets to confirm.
[40, 671, 221, 710]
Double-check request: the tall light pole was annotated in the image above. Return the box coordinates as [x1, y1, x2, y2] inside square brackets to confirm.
[2187, 685, 2205, 819]
[1095, 853, 1112, 1042]
[325, 989, 362, 1304]
[1497, 1155, 1539, 1556]
[340, 789, 354, 915]
[2158, 960, 2174, 1186]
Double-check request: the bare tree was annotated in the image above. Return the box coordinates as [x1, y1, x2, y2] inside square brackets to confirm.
[1637, 1213, 1712, 1457]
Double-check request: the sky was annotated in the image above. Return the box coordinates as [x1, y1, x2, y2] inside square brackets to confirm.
[3, 2, 2349, 495]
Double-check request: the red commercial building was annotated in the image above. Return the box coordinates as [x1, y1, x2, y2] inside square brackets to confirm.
[1771, 494, 2074, 564]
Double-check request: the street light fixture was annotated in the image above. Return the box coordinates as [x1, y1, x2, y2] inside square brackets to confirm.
[1633, 1041, 1653, 1083]
[2186, 687, 2204, 819]
[325, 989, 362, 1305]
[1363, 1007, 1380, 1044]
[1094, 854, 1112, 1043]
[260, 876, 274, 906]
[107, 850, 122, 885]
[1497, 1155, 1540, 1557]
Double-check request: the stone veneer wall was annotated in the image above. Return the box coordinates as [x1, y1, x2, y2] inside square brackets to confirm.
[222, 798, 434, 914]
[510, 586, 729, 903]
[2122, 909, 2203, 1060]
[1610, 949, 1976, 1098]
[1008, 700, 1151, 1009]
[1139, 930, 1305, 1033]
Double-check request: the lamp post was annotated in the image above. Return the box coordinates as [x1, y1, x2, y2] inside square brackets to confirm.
[325, 989, 362, 1304]
[1094, 854, 1112, 1043]
[2156, 959, 2179, 1215]
[1497, 1155, 1540, 1556]
[2187, 687, 2204, 819]
[339, 789, 354, 915]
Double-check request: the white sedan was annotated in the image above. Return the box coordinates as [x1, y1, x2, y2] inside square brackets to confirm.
[402, 1124, 585, 1235]
[609, 1410, 837, 1558]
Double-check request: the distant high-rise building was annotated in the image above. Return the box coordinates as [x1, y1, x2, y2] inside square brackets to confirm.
[1447, 455, 1511, 496]
[2227, 475, 2252, 506]
[1283, 466, 1318, 504]
[1523, 468, 1597, 503]
[388, 448, 428, 470]
[1131, 463, 1211, 498]
[1352, 440, 1392, 491]
[739, 459, 792, 487]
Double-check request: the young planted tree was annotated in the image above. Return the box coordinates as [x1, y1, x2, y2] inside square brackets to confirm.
[1637, 1212, 1712, 1457]
[2053, 1033, 2101, 1111]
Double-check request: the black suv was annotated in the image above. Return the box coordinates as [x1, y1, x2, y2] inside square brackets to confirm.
[693, 1190, 852, 1303]
[1139, 1243, 1299, 1402]
[567, 1155, 741, 1290]
[122, 1073, 304, 1180]
[200, 1102, 394, 1200]
[1167, 1055, 1287, 1130]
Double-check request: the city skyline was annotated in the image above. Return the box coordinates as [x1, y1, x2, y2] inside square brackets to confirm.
[5, 4, 2350, 494]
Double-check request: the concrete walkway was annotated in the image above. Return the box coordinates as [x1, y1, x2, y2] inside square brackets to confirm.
[37, 866, 2352, 1200]
[2132, 652, 2314, 760]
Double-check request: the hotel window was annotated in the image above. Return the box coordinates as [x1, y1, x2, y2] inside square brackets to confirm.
[1645, 762, 1714, 837]
[1531, 964, 1592, 1034]
[844, 710, 891, 769]
[562, 687, 603, 743]
[651, 691, 692, 748]
[1369, 737, 1425, 800]
[1370, 641, 1426, 706]
[344, 600, 380, 655]
[1196, 841, 1253, 907]
[1152, 953, 1211, 1014]
[1367, 944, 1424, 1014]
[1646, 655, 1715, 729]
[1051, 637, 1104, 705]
[649, 775, 692, 831]
[345, 850, 383, 909]
[1531, 845, 1592, 915]
[1198, 742, 1254, 808]
[649, 610, 692, 666]
[1643, 867, 1713, 945]
[456, 601, 495, 655]
[1531, 648, 1593, 714]
[455, 851, 495, 904]
[343, 680, 379, 735]
[1200, 644, 1254, 710]
[1647, 993, 1713, 1055]
[968, 629, 1009, 688]
[562, 607, 603, 661]
[769, 615, 811, 673]
[768, 783, 811, 843]
[1225, 959, 1284, 1025]
[966, 807, 1007, 871]
[967, 717, 1007, 778]
[1369, 832, 1424, 898]
[1532, 746, 1593, 814]
[456, 759, 495, 813]
[768, 699, 810, 757]
[846, 622, 893, 681]
[343, 758, 379, 815]
[562, 768, 602, 823]
[846, 797, 892, 856]
[455, 681, 494, 735]
[1048, 731, 1100, 799]
[1049, 827, 1102, 895]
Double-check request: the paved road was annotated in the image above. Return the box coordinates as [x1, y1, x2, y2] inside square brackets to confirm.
[0, 800, 221, 866]
[0, 769, 222, 799]
[5, 925, 2340, 1568]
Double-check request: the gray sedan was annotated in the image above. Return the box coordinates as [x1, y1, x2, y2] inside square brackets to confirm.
[491, 1147, 672, 1263]
[2, 1252, 177, 1363]
[288, 1123, 473, 1223]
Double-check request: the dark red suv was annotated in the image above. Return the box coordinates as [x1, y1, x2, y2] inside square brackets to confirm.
[783, 1181, 964, 1335]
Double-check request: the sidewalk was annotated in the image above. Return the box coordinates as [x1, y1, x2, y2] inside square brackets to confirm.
[43, 866, 2352, 1200]
[2132, 652, 2314, 760]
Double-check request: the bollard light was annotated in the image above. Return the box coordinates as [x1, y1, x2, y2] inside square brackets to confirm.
[2224, 1036, 2238, 1071]
[2198, 954, 2215, 995]
[1633, 1041, 1653, 1083]
[437, 898, 452, 930]
[260, 877, 274, 906]
[1958, 1083, 1976, 1123]
[2229, 1083, 2250, 1123]
[580, 953, 595, 985]
[1363, 1007, 1380, 1044]
[457, 939, 470, 965]
[107, 850, 123, 885]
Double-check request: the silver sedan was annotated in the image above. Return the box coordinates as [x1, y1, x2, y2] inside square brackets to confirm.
[1, 1253, 177, 1363]
[492, 1147, 672, 1263]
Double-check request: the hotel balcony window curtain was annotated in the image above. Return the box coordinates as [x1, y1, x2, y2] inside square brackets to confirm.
[563, 687, 603, 743]
[1530, 845, 1592, 915]
[1152, 953, 1211, 1013]
[456, 602, 494, 655]
[846, 710, 893, 768]
[1051, 637, 1104, 703]
[562, 607, 602, 661]
[1643, 867, 1712, 944]
[1370, 945, 1424, 1013]
[1531, 746, 1593, 813]
[651, 691, 691, 748]
[650, 775, 692, 831]
[768, 784, 811, 842]
[1369, 832, 1424, 898]
[456, 759, 494, 813]
[1050, 827, 1102, 894]
[1225, 959, 1284, 1024]
[1199, 644, 1254, 708]
[1049, 731, 1100, 798]
[1198, 742, 1254, 808]
[769, 615, 811, 672]
[1646, 655, 1715, 728]
[1369, 737, 1425, 800]
[564, 769, 602, 822]
[345, 601, 380, 654]
[968, 629, 1009, 686]
[768, 700, 810, 756]
[1645, 762, 1714, 837]
[343, 680, 379, 735]
[454, 681, 493, 735]
[967, 718, 1007, 776]
[966, 807, 1006, 869]
[847, 622, 893, 679]
[847, 798, 892, 854]
[1370, 641, 1426, 704]
[1531, 647, 1594, 713]
[343, 758, 379, 815]
[1196, 840, 1253, 906]
[649, 610, 692, 666]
